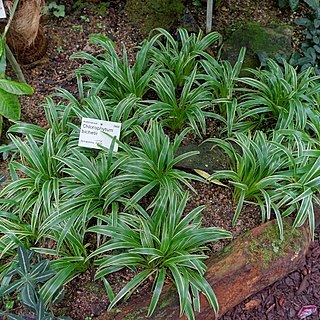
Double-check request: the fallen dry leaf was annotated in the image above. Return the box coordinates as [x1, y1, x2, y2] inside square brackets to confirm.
[297, 305, 318, 319]
[278, 294, 285, 307]
[244, 299, 262, 311]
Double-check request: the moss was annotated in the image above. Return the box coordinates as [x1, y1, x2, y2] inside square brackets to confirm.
[247, 221, 303, 269]
[83, 281, 105, 295]
[222, 22, 293, 71]
[125, 0, 184, 35]
[122, 306, 161, 320]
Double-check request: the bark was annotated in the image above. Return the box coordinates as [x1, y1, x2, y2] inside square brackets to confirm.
[4, 0, 47, 64]
[96, 218, 311, 320]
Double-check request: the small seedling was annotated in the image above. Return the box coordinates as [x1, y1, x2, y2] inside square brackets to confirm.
[45, 1, 65, 18]
[56, 46, 64, 53]
[193, 0, 202, 6]
[81, 15, 90, 23]
[271, 242, 280, 254]
[71, 25, 84, 32]
[4, 298, 14, 311]
[94, 2, 110, 15]
[96, 22, 104, 30]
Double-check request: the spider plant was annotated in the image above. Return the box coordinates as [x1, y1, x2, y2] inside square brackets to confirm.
[149, 28, 222, 87]
[238, 59, 320, 130]
[143, 67, 213, 136]
[101, 121, 203, 209]
[52, 75, 144, 140]
[269, 134, 320, 239]
[0, 212, 38, 259]
[71, 34, 157, 103]
[210, 99, 263, 137]
[39, 145, 125, 251]
[88, 193, 232, 319]
[34, 227, 90, 305]
[0, 129, 67, 226]
[208, 131, 294, 238]
[199, 47, 246, 116]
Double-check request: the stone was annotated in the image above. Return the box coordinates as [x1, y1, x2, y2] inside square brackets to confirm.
[96, 217, 312, 320]
[222, 22, 293, 70]
[179, 7, 201, 34]
[125, 0, 184, 36]
[174, 142, 230, 173]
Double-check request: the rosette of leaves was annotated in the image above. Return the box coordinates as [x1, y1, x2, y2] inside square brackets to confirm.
[238, 59, 320, 130]
[71, 33, 157, 104]
[88, 193, 232, 319]
[101, 122, 203, 209]
[38, 143, 125, 251]
[0, 246, 66, 320]
[199, 47, 246, 111]
[207, 131, 295, 239]
[142, 67, 213, 136]
[269, 131, 320, 239]
[149, 28, 222, 88]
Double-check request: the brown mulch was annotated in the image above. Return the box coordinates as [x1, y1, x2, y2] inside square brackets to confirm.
[222, 229, 320, 320]
[2, 0, 320, 319]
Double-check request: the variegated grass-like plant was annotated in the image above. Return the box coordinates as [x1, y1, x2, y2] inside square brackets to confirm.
[88, 193, 232, 320]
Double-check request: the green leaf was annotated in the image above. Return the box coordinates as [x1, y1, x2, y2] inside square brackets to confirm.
[40, 264, 76, 305]
[108, 269, 152, 311]
[147, 268, 166, 316]
[289, 0, 299, 10]
[0, 79, 33, 95]
[21, 283, 37, 313]
[0, 88, 20, 120]
[279, 0, 288, 8]
[18, 245, 30, 274]
[304, 0, 319, 10]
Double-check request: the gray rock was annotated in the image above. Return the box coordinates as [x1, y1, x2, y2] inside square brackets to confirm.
[222, 22, 293, 70]
[179, 8, 201, 34]
[175, 142, 230, 173]
[125, 0, 184, 36]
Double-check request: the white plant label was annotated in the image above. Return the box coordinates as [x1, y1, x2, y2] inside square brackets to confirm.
[0, 0, 6, 19]
[78, 118, 121, 152]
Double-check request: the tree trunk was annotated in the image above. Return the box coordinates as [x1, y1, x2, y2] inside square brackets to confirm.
[4, 0, 47, 64]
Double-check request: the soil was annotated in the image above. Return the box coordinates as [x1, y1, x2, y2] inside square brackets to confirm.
[1, 0, 320, 319]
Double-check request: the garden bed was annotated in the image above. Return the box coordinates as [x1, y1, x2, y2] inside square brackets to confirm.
[0, 0, 320, 320]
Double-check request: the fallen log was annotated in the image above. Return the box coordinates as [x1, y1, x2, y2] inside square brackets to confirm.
[96, 218, 311, 320]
